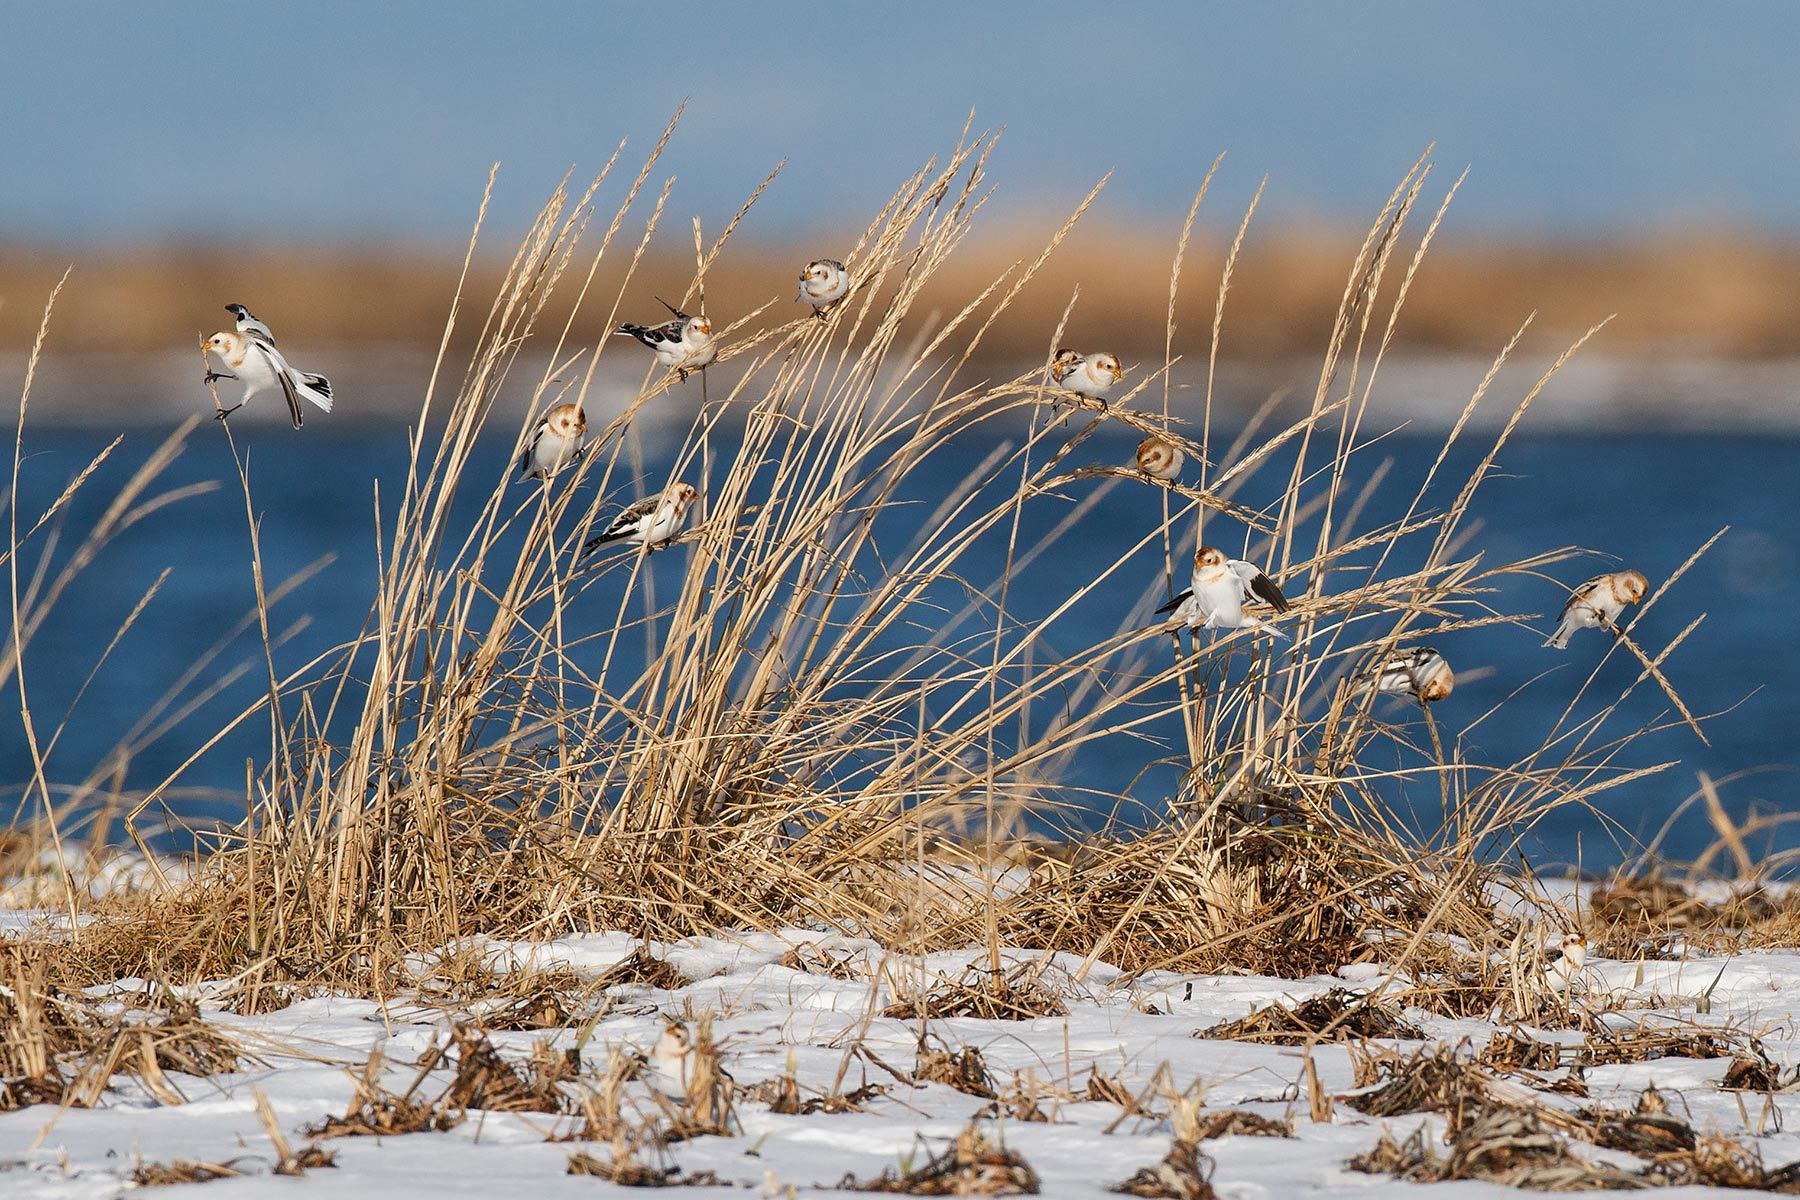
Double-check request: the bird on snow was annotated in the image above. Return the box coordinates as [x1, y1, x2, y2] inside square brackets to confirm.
[1156, 546, 1291, 635]
[1544, 569, 1649, 649]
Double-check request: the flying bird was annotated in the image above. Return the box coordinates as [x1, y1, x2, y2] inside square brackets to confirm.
[1135, 434, 1185, 481]
[616, 299, 716, 381]
[518, 402, 586, 481]
[1156, 546, 1290, 635]
[1359, 646, 1455, 704]
[225, 303, 275, 344]
[1544, 569, 1649, 649]
[797, 258, 850, 316]
[581, 481, 697, 556]
[1059, 351, 1123, 401]
[202, 330, 333, 428]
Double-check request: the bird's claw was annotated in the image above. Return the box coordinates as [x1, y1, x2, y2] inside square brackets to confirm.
[213, 403, 243, 421]
[204, 370, 237, 384]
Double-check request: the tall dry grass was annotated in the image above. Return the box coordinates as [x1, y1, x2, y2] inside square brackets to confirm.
[2, 116, 1726, 999]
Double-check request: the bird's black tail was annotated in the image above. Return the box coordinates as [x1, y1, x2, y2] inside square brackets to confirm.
[1154, 590, 1192, 615]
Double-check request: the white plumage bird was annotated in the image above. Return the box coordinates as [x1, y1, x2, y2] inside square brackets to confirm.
[1058, 350, 1123, 401]
[1544, 569, 1649, 649]
[616, 300, 717, 381]
[1359, 646, 1455, 704]
[518, 402, 586, 481]
[797, 258, 849, 316]
[1156, 546, 1291, 635]
[581, 481, 697, 557]
[202, 329, 333, 428]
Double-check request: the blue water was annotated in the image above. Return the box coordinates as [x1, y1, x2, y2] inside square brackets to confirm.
[3, 419, 1796, 870]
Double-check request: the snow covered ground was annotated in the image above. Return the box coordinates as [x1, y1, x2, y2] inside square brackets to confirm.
[5, 924, 1800, 1197]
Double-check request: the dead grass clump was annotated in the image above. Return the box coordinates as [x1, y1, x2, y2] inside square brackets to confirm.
[1476, 1028, 1565, 1073]
[1579, 1026, 1741, 1067]
[1199, 989, 1422, 1046]
[304, 1052, 461, 1138]
[1348, 1108, 1645, 1190]
[1647, 1135, 1800, 1191]
[445, 1024, 576, 1114]
[1720, 1047, 1794, 1092]
[596, 949, 691, 994]
[566, 1149, 723, 1187]
[915, 1043, 996, 1099]
[1109, 1140, 1217, 1200]
[844, 1123, 1041, 1195]
[1189, 1110, 1292, 1139]
[779, 943, 870, 981]
[131, 1159, 245, 1187]
[883, 965, 1067, 1021]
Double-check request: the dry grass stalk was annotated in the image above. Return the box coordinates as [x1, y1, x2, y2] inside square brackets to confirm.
[565, 1148, 722, 1187]
[131, 1158, 246, 1187]
[1109, 1140, 1217, 1200]
[1189, 1110, 1292, 1139]
[882, 964, 1067, 1021]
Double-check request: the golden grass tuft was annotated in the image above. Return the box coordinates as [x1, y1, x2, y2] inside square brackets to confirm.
[0, 114, 1731, 1044]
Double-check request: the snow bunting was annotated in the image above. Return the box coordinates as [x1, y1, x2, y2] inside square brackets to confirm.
[616, 299, 717, 381]
[1050, 348, 1082, 385]
[1135, 434, 1185, 481]
[1156, 546, 1291, 635]
[202, 330, 333, 428]
[1544, 569, 1649, 649]
[582, 481, 697, 556]
[518, 402, 586, 481]
[1542, 932, 1588, 992]
[1359, 646, 1455, 704]
[646, 1023, 693, 1099]
[1061, 351, 1123, 401]
[224, 303, 275, 344]
[797, 258, 849, 316]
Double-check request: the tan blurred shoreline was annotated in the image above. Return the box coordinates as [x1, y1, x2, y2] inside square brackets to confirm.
[4, 226, 1800, 363]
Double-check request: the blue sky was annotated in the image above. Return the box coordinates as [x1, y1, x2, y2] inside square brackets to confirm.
[4, 3, 1797, 242]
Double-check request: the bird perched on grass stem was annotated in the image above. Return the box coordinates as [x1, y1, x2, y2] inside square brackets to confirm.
[202, 329, 333, 428]
[1135, 434, 1185, 481]
[1358, 646, 1455, 704]
[616, 299, 716, 381]
[581, 481, 697, 557]
[797, 258, 849, 317]
[518, 402, 586, 481]
[1058, 351, 1123, 402]
[1544, 569, 1649, 649]
[1156, 547, 1290, 635]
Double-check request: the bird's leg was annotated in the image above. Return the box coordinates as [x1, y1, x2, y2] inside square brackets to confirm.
[204, 370, 238, 384]
[214, 403, 243, 421]
[676, 368, 689, 382]
[814, 307, 828, 321]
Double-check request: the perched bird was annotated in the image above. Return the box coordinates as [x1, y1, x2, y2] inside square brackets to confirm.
[645, 1023, 693, 1099]
[1060, 351, 1123, 401]
[1050, 348, 1083, 385]
[1542, 932, 1588, 993]
[1544, 569, 1649, 649]
[202, 330, 333, 428]
[518, 402, 587, 481]
[797, 258, 849, 316]
[582, 481, 698, 556]
[1359, 646, 1455, 704]
[616, 299, 716, 381]
[225, 303, 275, 344]
[1135, 434, 1185, 481]
[1156, 546, 1291, 635]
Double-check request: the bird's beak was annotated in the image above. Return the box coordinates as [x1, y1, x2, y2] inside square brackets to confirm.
[1111, 366, 1124, 384]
